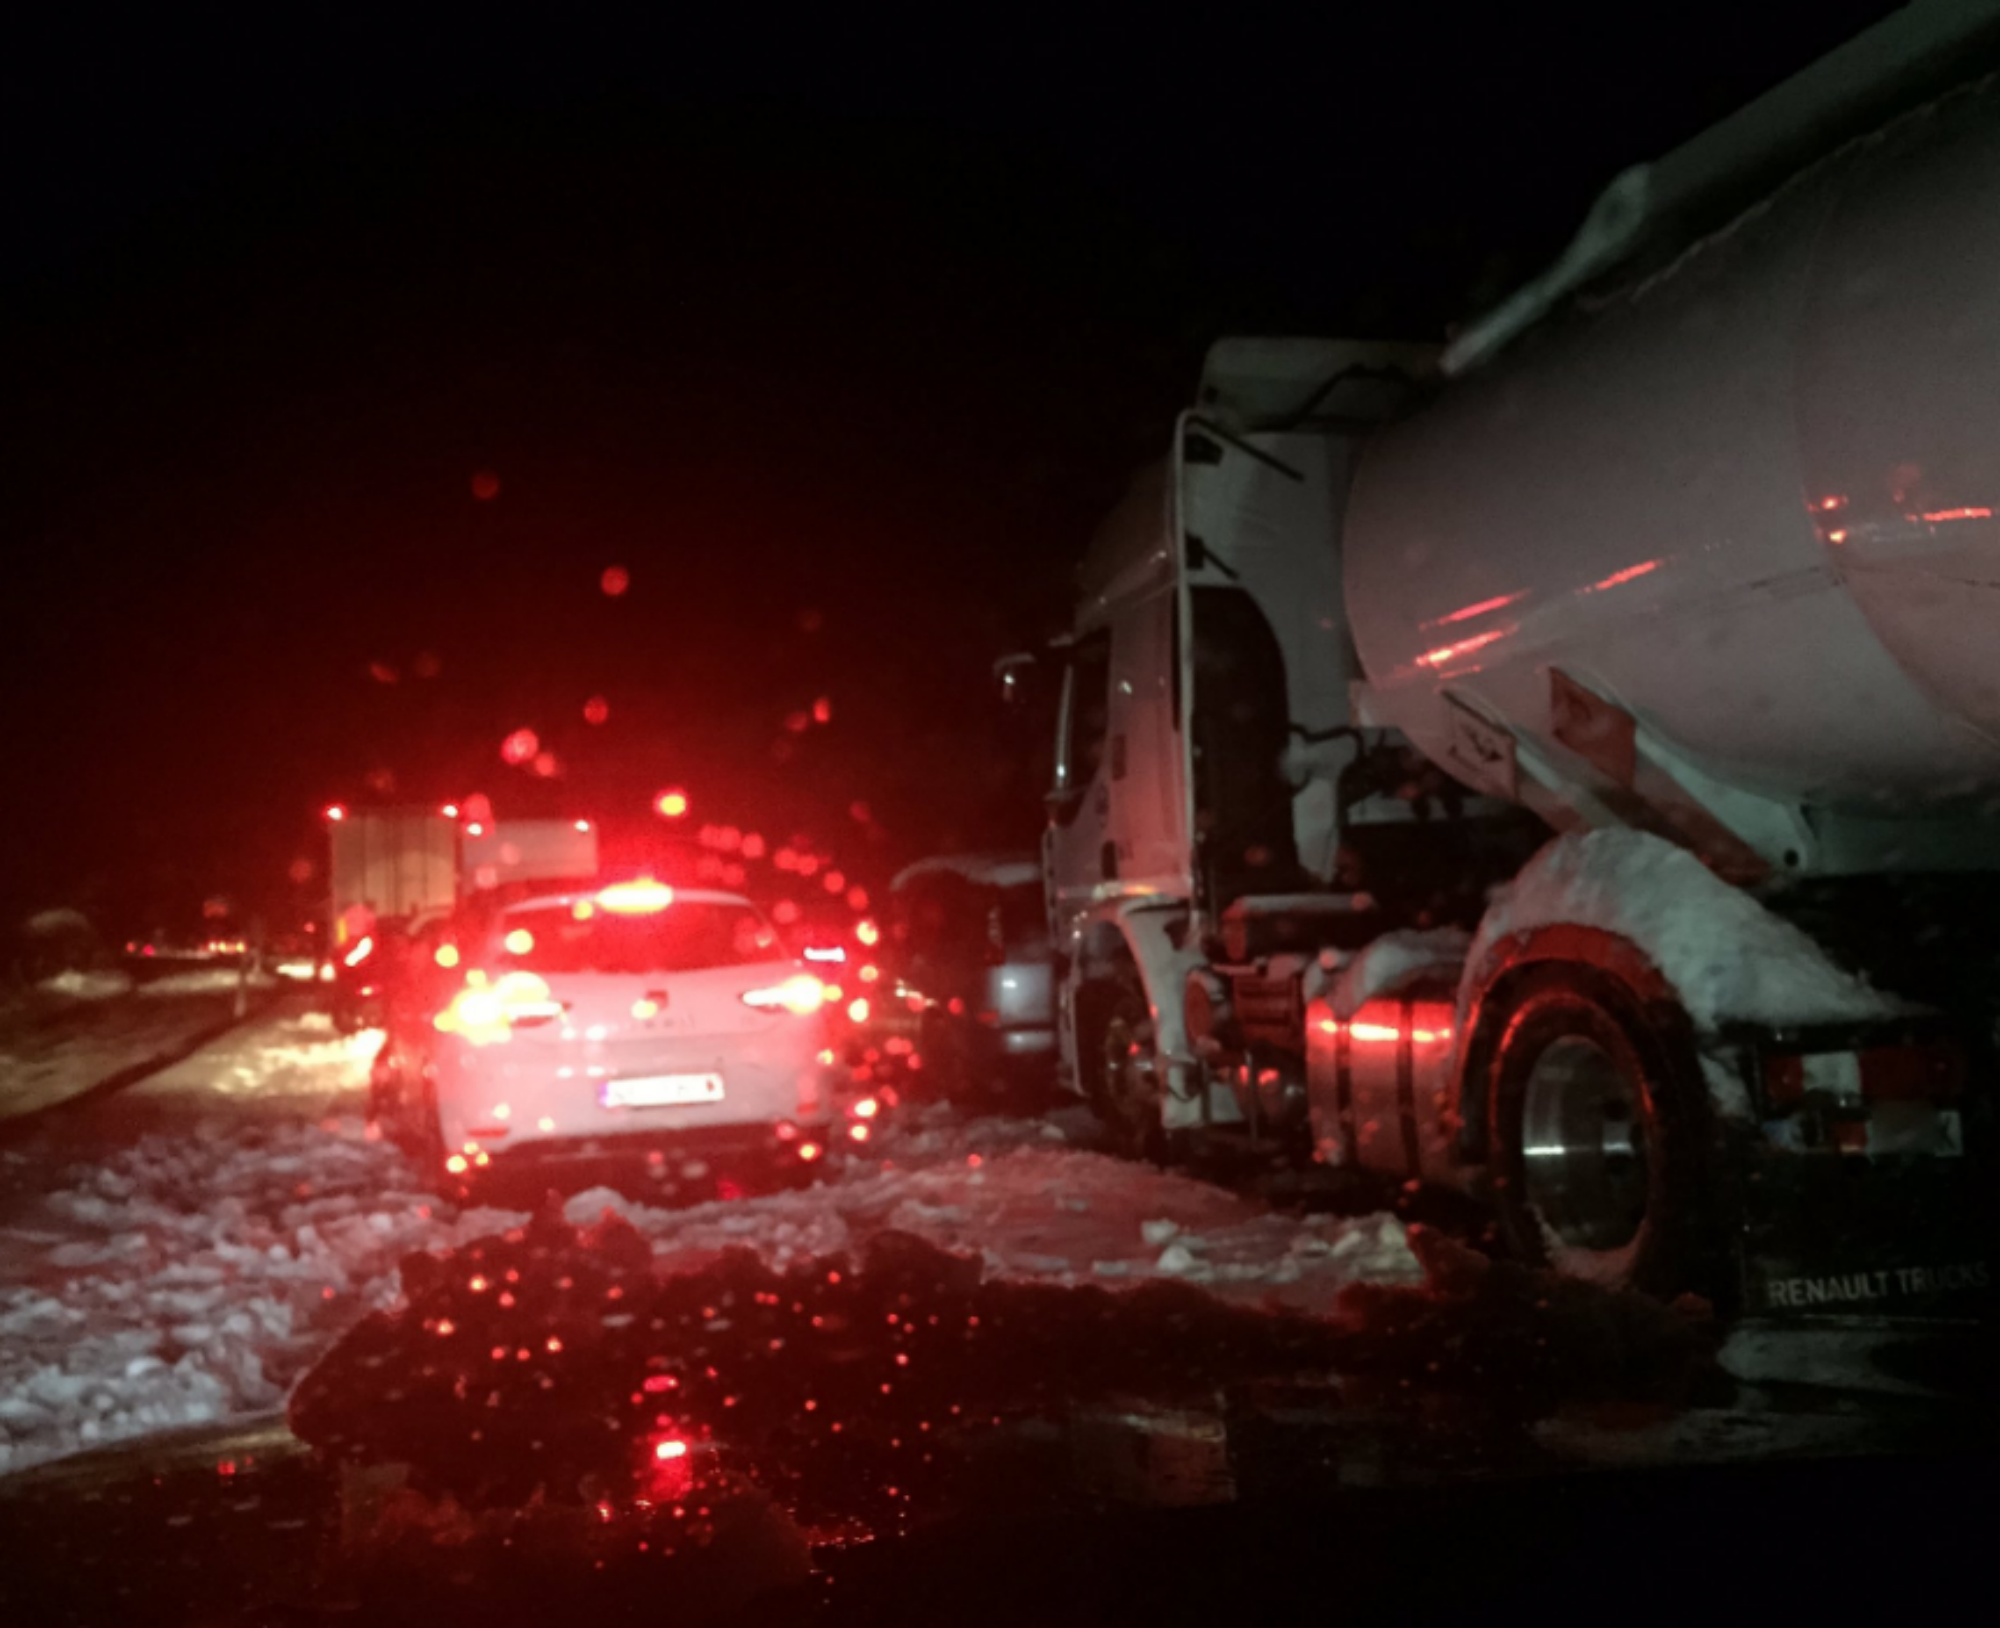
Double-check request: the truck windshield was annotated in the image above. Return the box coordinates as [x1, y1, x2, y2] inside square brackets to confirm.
[496, 902, 779, 975]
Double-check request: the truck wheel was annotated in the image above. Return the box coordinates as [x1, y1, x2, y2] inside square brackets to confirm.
[1083, 973, 1167, 1163]
[1486, 966, 1711, 1299]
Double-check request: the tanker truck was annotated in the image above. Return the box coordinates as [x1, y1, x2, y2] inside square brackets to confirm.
[1018, 0, 2000, 1376]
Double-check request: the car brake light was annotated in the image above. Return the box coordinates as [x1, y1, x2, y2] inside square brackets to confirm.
[741, 973, 828, 1015]
[343, 935, 374, 968]
[435, 971, 563, 1042]
[598, 880, 675, 914]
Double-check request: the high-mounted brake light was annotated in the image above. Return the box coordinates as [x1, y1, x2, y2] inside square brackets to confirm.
[343, 936, 374, 968]
[741, 973, 828, 1016]
[598, 880, 675, 914]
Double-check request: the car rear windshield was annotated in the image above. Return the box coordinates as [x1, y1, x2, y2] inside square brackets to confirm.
[497, 902, 780, 974]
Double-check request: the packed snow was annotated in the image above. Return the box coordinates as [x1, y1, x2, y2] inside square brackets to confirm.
[0, 972, 282, 1125]
[1464, 829, 1912, 1031]
[0, 1008, 1423, 1479]
[1324, 927, 1471, 1015]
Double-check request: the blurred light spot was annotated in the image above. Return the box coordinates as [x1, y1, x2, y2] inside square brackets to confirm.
[369, 661, 399, 684]
[441, 803, 459, 818]
[847, 886, 869, 911]
[773, 900, 801, 924]
[446, 1154, 469, 1174]
[466, 822, 486, 837]
[657, 789, 689, 818]
[574, 818, 591, 833]
[847, 997, 870, 1023]
[435, 943, 460, 969]
[853, 1096, 879, 1119]
[654, 1438, 688, 1460]
[601, 565, 630, 597]
[572, 900, 595, 920]
[856, 919, 880, 947]
[812, 696, 832, 724]
[785, 710, 812, 733]
[538, 1116, 555, 1132]
[583, 695, 610, 725]
[501, 728, 539, 766]
[504, 927, 535, 955]
[798, 1141, 822, 1162]
[531, 751, 559, 778]
[324, 805, 346, 822]
[741, 833, 767, 860]
[412, 650, 441, 679]
[823, 870, 846, 894]
[848, 801, 871, 823]
[471, 470, 501, 501]
[288, 858, 315, 884]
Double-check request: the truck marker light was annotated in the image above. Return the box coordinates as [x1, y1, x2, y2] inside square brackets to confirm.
[445, 1155, 469, 1174]
[797, 1141, 823, 1162]
[655, 789, 689, 818]
[849, 1122, 871, 1143]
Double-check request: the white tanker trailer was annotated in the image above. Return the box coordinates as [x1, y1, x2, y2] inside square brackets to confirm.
[1017, 0, 2000, 1378]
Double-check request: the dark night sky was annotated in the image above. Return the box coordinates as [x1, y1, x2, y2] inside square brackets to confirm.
[0, 3, 1898, 938]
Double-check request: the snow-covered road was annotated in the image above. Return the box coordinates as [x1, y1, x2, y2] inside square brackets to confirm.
[0, 1007, 1422, 1478]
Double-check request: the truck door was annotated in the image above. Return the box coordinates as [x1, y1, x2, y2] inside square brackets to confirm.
[1043, 628, 1114, 940]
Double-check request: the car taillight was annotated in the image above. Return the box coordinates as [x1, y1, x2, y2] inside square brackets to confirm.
[741, 973, 828, 1015]
[435, 971, 564, 1043]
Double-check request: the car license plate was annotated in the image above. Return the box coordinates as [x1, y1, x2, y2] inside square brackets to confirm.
[601, 1073, 725, 1108]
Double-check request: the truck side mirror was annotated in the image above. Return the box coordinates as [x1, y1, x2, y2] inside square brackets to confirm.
[993, 651, 1037, 705]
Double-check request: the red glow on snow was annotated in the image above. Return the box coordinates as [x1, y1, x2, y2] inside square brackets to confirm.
[501, 728, 539, 766]
[583, 694, 609, 724]
[656, 789, 689, 818]
[601, 565, 630, 597]
[470, 470, 501, 501]
[1921, 506, 1994, 523]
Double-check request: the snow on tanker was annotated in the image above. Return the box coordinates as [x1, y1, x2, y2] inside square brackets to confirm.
[1018, 0, 2000, 1382]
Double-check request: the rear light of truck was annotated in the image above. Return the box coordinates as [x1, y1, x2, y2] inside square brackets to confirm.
[741, 974, 828, 1015]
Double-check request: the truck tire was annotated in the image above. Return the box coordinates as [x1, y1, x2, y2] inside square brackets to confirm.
[1080, 971, 1167, 1163]
[1485, 965, 1714, 1300]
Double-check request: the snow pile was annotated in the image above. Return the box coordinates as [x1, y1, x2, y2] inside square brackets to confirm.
[137, 967, 279, 998]
[1326, 928, 1471, 1016]
[0, 1013, 1420, 1480]
[1465, 830, 1912, 1030]
[36, 970, 133, 1001]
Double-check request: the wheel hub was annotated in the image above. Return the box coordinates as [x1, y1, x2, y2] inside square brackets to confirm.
[1519, 1033, 1651, 1254]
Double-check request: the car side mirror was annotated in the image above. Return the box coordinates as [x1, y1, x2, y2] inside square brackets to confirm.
[993, 651, 1037, 705]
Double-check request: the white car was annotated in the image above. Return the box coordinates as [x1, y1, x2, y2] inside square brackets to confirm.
[402, 881, 849, 1176]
